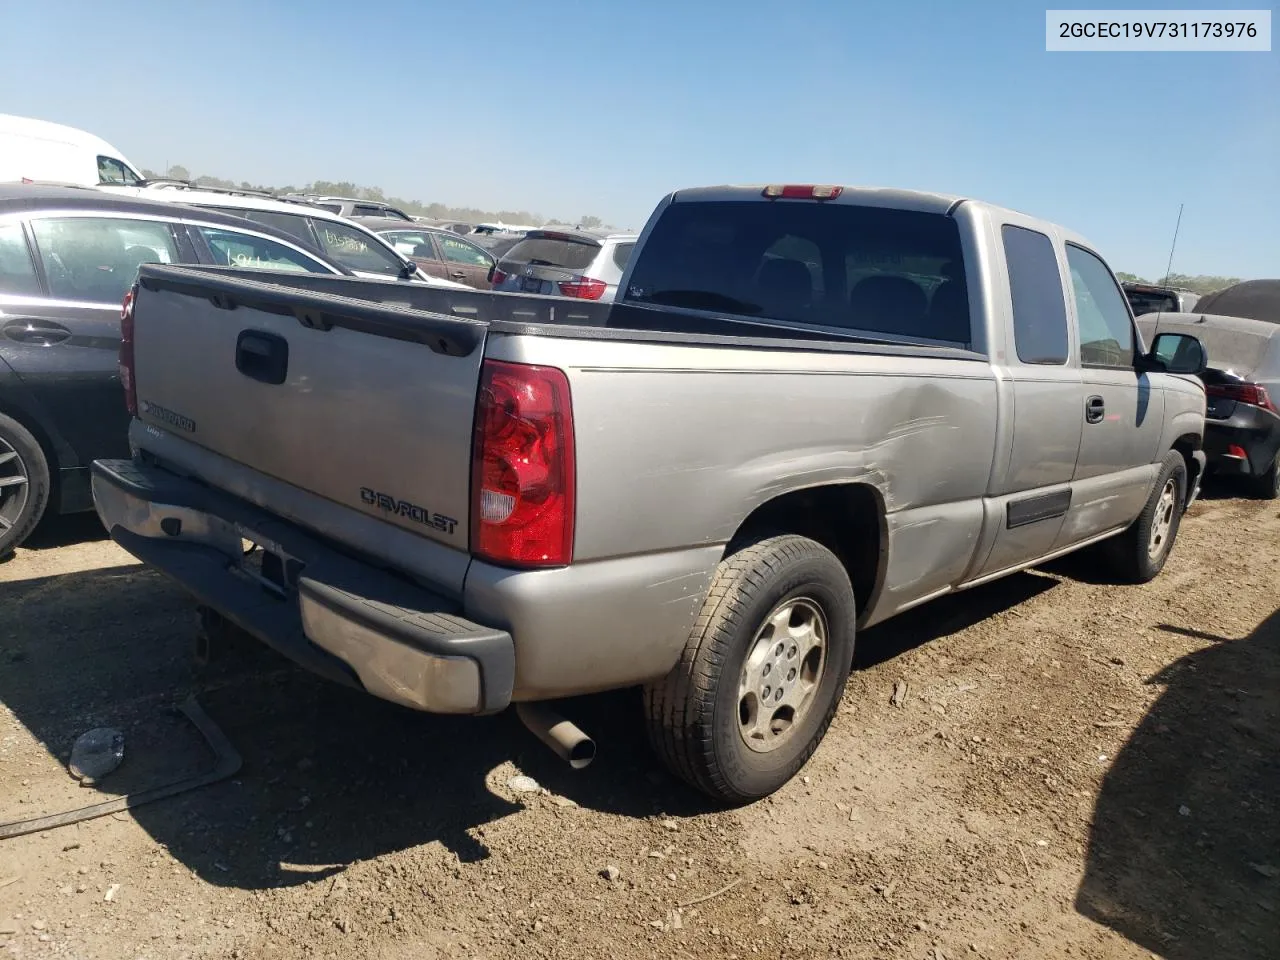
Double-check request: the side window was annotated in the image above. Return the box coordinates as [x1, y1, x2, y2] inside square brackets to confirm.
[31, 217, 178, 303]
[1066, 245, 1134, 367]
[0, 223, 42, 297]
[436, 235, 491, 266]
[383, 231, 438, 259]
[611, 242, 636, 272]
[352, 204, 383, 217]
[311, 219, 404, 276]
[194, 227, 332, 274]
[96, 156, 141, 185]
[1002, 225, 1069, 364]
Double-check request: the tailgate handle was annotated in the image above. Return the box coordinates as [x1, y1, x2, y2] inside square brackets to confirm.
[235, 330, 289, 385]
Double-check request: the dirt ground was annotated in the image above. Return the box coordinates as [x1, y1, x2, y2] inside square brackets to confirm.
[1, 489, 1276, 960]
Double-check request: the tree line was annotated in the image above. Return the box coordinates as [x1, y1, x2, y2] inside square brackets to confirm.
[143, 165, 608, 228]
[1115, 272, 1241, 296]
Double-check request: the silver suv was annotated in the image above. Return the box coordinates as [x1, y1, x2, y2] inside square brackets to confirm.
[492, 229, 637, 301]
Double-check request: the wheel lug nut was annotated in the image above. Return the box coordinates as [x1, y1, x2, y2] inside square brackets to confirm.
[788, 668, 796, 681]
[774, 689, 783, 702]
[788, 645, 797, 658]
[775, 643, 784, 656]
[763, 662, 771, 676]
[762, 685, 771, 699]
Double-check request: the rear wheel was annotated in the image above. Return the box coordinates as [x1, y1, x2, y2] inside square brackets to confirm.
[1105, 451, 1186, 584]
[0, 413, 50, 557]
[643, 534, 856, 804]
[1247, 450, 1280, 500]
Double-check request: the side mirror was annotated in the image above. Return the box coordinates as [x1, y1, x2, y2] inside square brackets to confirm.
[1144, 332, 1208, 376]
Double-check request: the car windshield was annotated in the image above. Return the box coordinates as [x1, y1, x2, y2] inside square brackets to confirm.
[623, 200, 971, 343]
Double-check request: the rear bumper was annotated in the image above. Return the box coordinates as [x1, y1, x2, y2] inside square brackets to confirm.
[91, 458, 514, 715]
[1204, 408, 1280, 478]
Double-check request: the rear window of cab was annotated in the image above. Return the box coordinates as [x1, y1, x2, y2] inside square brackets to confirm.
[622, 200, 971, 344]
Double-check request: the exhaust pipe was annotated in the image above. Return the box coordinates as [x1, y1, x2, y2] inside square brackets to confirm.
[515, 702, 596, 770]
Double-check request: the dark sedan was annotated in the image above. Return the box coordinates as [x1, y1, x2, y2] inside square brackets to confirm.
[1139, 309, 1280, 499]
[0, 184, 352, 554]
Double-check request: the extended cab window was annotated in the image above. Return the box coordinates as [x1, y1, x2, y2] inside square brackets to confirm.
[1002, 225, 1068, 364]
[624, 201, 971, 344]
[31, 217, 178, 303]
[312, 219, 404, 276]
[195, 227, 331, 273]
[0, 223, 42, 297]
[1066, 245, 1134, 367]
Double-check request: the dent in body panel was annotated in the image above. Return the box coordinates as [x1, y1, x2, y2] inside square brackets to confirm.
[462, 546, 723, 700]
[864, 498, 986, 625]
[1053, 463, 1157, 549]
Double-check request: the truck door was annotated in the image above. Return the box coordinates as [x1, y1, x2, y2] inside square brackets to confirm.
[972, 220, 1082, 578]
[1055, 244, 1164, 547]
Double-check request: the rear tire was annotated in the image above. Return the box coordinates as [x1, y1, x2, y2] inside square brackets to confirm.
[1247, 450, 1280, 501]
[1105, 451, 1186, 584]
[0, 412, 50, 558]
[643, 534, 856, 804]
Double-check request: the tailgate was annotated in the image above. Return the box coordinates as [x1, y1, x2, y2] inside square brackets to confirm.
[130, 266, 487, 555]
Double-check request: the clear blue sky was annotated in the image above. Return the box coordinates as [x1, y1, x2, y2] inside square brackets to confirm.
[2, 0, 1276, 279]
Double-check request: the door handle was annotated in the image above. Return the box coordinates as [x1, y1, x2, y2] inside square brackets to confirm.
[2, 319, 72, 346]
[450, 271, 467, 279]
[235, 330, 289, 385]
[1085, 395, 1105, 424]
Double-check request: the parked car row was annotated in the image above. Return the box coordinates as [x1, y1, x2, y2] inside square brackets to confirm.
[0, 184, 375, 550]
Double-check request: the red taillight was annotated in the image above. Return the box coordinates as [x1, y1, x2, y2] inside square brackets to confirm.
[471, 360, 575, 567]
[119, 285, 138, 416]
[1228, 444, 1248, 459]
[491, 269, 507, 286]
[1206, 381, 1278, 413]
[557, 277, 607, 300]
[762, 184, 843, 200]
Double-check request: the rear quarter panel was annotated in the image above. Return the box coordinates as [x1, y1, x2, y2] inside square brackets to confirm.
[489, 333, 998, 617]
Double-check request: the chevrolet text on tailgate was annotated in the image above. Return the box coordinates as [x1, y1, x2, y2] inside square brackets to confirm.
[94, 184, 1210, 803]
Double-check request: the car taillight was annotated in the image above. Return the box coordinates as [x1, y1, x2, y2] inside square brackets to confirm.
[471, 360, 575, 567]
[119, 284, 138, 416]
[491, 269, 507, 286]
[1205, 381, 1278, 413]
[557, 277, 607, 300]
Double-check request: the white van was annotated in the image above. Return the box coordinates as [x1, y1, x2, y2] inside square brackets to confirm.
[0, 114, 144, 187]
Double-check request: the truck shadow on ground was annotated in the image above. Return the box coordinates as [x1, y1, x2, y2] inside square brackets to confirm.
[1075, 608, 1279, 960]
[3, 513, 109, 558]
[0, 565, 716, 892]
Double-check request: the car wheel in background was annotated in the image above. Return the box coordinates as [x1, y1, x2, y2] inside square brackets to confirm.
[643, 534, 856, 804]
[0, 412, 51, 557]
[1105, 450, 1187, 584]
[1247, 450, 1280, 500]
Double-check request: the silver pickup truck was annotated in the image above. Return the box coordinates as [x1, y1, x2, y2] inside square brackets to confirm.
[93, 184, 1209, 803]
